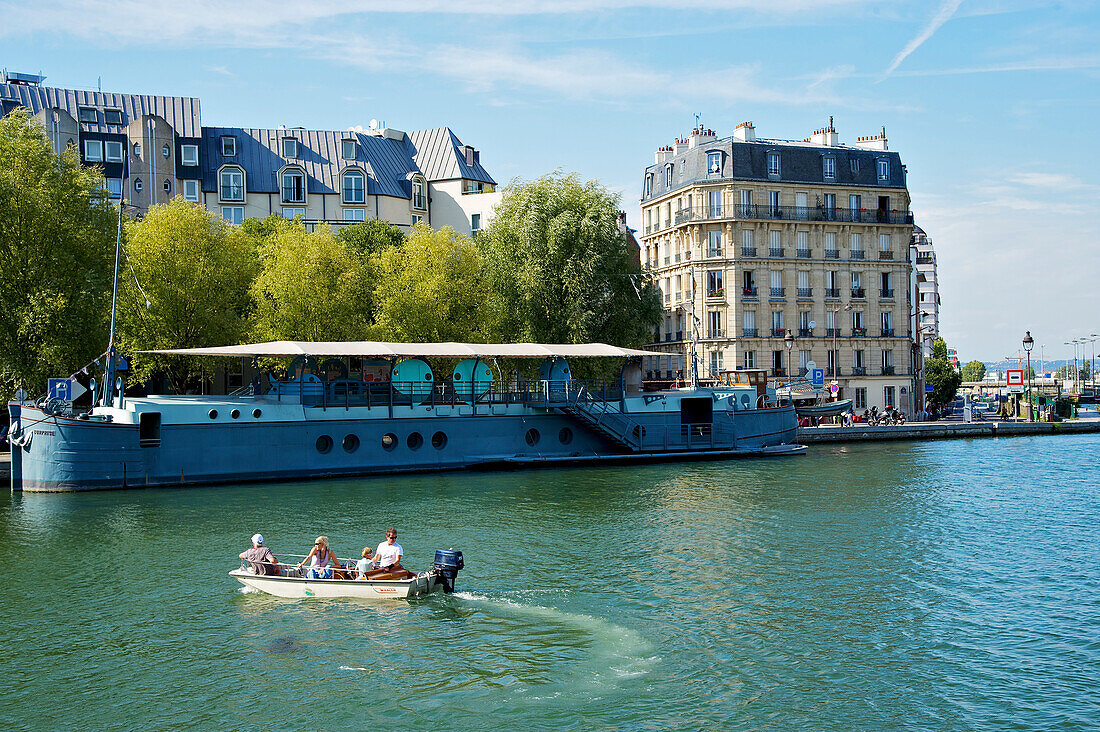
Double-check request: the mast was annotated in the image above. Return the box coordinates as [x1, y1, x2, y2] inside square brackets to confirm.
[689, 265, 699, 389]
[101, 201, 123, 406]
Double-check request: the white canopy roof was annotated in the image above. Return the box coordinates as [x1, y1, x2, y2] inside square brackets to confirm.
[142, 340, 653, 359]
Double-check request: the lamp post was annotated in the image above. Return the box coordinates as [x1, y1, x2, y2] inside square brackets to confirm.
[1089, 334, 1098, 393]
[784, 329, 794, 378]
[831, 302, 852, 378]
[1064, 340, 1075, 394]
[1022, 331, 1034, 422]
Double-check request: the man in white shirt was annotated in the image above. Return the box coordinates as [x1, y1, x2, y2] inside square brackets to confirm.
[374, 528, 403, 571]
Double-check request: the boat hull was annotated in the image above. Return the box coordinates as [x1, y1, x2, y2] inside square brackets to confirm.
[230, 569, 441, 599]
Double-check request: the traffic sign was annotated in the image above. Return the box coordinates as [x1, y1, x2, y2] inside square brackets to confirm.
[1006, 370, 1024, 386]
[829, 384, 839, 395]
[810, 368, 825, 387]
[48, 378, 71, 401]
[925, 384, 934, 393]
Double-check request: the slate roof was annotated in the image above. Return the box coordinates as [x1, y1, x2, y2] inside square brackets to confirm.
[0, 82, 201, 137]
[642, 136, 906, 202]
[407, 127, 496, 185]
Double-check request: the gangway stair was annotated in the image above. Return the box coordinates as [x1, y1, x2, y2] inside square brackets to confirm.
[553, 386, 642, 452]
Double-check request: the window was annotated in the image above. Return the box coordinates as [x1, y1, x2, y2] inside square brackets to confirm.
[881, 311, 893, 333]
[181, 144, 199, 166]
[465, 146, 475, 166]
[767, 151, 780, 176]
[341, 139, 357, 160]
[133, 141, 141, 158]
[219, 168, 244, 201]
[221, 136, 237, 157]
[104, 140, 123, 162]
[708, 190, 721, 217]
[471, 213, 481, 234]
[797, 270, 810, 295]
[769, 230, 782, 255]
[221, 206, 244, 225]
[854, 387, 867, 409]
[707, 311, 722, 338]
[773, 350, 785, 372]
[849, 194, 861, 211]
[282, 138, 298, 158]
[884, 385, 896, 407]
[105, 109, 123, 125]
[771, 310, 784, 334]
[665, 164, 673, 188]
[879, 234, 891, 252]
[134, 178, 143, 192]
[706, 270, 723, 296]
[183, 180, 200, 202]
[163, 179, 172, 195]
[824, 232, 836, 256]
[822, 156, 836, 180]
[743, 311, 756, 334]
[745, 351, 756, 368]
[854, 349, 865, 369]
[412, 180, 426, 210]
[799, 350, 811, 372]
[877, 159, 889, 181]
[852, 271, 863, 292]
[825, 309, 837, 332]
[104, 178, 122, 200]
[281, 169, 305, 203]
[823, 193, 836, 219]
[78, 107, 97, 124]
[707, 230, 722, 257]
[343, 208, 366, 222]
[281, 207, 305, 219]
[850, 158, 860, 175]
[768, 190, 780, 216]
[412, 213, 423, 225]
[342, 170, 365, 203]
[851, 233, 862, 253]
[707, 151, 721, 174]
[644, 174, 652, 198]
[709, 350, 723, 375]
[799, 311, 811, 331]
[162, 143, 170, 159]
[795, 192, 808, 218]
[84, 139, 103, 162]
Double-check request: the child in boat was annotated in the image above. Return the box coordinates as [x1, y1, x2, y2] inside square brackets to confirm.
[355, 547, 374, 579]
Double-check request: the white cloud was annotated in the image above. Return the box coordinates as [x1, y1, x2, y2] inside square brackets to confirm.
[882, 0, 964, 77]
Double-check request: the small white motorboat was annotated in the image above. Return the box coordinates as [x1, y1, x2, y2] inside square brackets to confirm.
[230, 549, 464, 599]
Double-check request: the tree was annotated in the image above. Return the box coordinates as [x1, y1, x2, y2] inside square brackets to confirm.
[337, 218, 405, 258]
[118, 198, 259, 393]
[480, 172, 662, 347]
[0, 108, 116, 402]
[961, 360, 986, 382]
[373, 224, 492, 342]
[924, 338, 961, 407]
[250, 223, 375, 342]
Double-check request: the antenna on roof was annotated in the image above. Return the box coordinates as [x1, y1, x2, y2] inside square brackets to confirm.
[694, 112, 700, 128]
[369, 119, 378, 130]
[98, 76, 101, 92]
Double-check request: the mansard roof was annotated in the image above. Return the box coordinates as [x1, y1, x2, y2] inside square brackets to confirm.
[407, 127, 496, 185]
[0, 82, 201, 137]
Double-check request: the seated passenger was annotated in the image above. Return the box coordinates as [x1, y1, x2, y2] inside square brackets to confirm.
[355, 547, 374, 580]
[297, 535, 339, 579]
[239, 533, 279, 575]
[374, 529, 403, 572]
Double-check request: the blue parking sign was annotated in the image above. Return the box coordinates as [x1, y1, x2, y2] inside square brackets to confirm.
[48, 378, 72, 401]
[810, 368, 825, 387]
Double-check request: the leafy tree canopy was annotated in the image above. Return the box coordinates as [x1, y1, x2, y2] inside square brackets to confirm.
[337, 218, 405, 258]
[932, 338, 948, 360]
[960, 360, 986, 382]
[0, 108, 115, 401]
[925, 338, 961, 406]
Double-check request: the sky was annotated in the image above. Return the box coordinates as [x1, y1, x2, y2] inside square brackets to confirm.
[1, 0, 1098, 362]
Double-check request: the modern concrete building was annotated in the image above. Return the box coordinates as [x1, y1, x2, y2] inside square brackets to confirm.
[0, 72, 499, 235]
[639, 119, 917, 416]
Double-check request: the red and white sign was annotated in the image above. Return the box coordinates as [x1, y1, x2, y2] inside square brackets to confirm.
[1006, 370, 1024, 386]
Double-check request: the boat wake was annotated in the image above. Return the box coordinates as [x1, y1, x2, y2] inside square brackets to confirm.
[237, 585, 260, 594]
[339, 665, 369, 672]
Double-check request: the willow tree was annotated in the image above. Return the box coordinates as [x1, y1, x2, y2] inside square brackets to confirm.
[0, 108, 116, 401]
[373, 224, 491, 342]
[118, 198, 258, 392]
[479, 172, 661, 347]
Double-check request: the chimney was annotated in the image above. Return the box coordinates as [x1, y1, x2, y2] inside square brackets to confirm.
[688, 126, 717, 149]
[853, 126, 889, 151]
[654, 145, 673, 164]
[810, 116, 838, 146]
[732, 121, 755, 142]
[673, 136, 689, 155]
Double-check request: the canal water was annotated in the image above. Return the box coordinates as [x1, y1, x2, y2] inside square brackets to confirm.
[1, 433, 1097, 730]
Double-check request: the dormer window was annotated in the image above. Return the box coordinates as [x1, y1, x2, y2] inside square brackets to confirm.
[877, 159, 889, 181]
[412, 179, 426, 210]
[219, 167, 244, 201]
[104, 140, 124, 163]
[644, 173, 653, 198]
[83, 139, 103, 162]
[78, 107, 97, 124]
[464, 146, 475, 166]
[281, 168, 305, 203]
[282, 138, 298, 158]
[664, 164, 673, 188]
[342, 170, 365, 204]
[104, 109, 123, 126]
[181, 144, 199, 166]
[221, 136, 236, 157]
[341, 139, 357, 160]
[822, 155, 836, 180]
[767, 151, 781, 177]
[850, 158, 860, 175]
[706, 151, 721, 175]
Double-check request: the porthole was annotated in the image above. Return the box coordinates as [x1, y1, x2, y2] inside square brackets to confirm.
[343, 434, 360, 453]
[431, 431, 447, 449]
[252, 408, 262, 418]
[407, 432, 423, 450]
[382, 433, 397, 451]
[316, 435, 333, 454]
[525, 428, 540, 446]
[558, 427, 573, 445]
[208, 409, 218, 419]
[230, 409, 240, 419]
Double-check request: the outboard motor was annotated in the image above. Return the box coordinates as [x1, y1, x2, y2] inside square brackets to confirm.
[433, 549, 464, 593]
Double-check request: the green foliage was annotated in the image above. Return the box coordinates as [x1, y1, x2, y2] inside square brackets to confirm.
[250, 222, 375, 342]
[960, 360, 986, 382]
[118, 198, 258, 393]
[932, 338, 948, 360]
[373, 224, 491, 342]
[480, 172, 662, 347]
[0, 108, 116, 401]
[924, 338, 961, 406]
[337, 218, 405, 258]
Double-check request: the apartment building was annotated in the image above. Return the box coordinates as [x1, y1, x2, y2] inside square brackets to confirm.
[0, 72, 499, 235]
[910, 225, 941, 356]
[640, 119, 916, 416]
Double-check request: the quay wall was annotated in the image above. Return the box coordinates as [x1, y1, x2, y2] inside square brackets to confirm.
[798, 420, 1100, 443]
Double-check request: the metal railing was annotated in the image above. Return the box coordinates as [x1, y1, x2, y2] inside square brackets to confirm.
[881, 328, 895, 337]
[826, 328, 840, 337]
[742, 287, 758, 297]
[825, 250, 840, 260]
[770, 287, 785, 298]
[880, 288, 894, 298]
[825, 288, 840, 298]
[852, 327, 867, 337]
[797, 249, 811, 258]
[743, 328, 758, 337]
[850, 250, 865, 260]
[668, 204, 914, 225]
[852, 367, 866, 375]
[851, 288, 866, 299]
[741, 246, 757, 257]
[882, 366, 895, 376]
[878, 250, 894, 260]
[798, 328, 813, 337]
[797, 287, 813, 298]
[769, 248, 784, 257]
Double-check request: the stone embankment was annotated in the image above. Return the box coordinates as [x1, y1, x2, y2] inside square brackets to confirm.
[798, 419, 1100, 443]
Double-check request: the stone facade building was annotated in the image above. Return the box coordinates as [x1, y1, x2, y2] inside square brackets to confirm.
[640, 120, 917, 416]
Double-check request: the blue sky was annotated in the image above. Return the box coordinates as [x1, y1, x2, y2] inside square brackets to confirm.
[2, 0, 1098, 362]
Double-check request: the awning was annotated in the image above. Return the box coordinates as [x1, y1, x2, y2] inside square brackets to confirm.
[140, 340, 654, 359]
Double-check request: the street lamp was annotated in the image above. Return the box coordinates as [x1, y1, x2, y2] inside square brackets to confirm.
[784, 329, 794, 378]
[1022, 331, 1034, 422]
[1089, 334, 1098, 393]
[832, 302, 852, 377]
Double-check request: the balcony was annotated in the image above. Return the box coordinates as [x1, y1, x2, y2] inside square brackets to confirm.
[658, 204, 916, 225]
[826, 328, 840, 337]
[882, 366, 896, 376]
[772, 327, 786, 337]
[881, 328, 895, 337]
[798, 328, 813, 337]
[674, 252, 682, 263]
[742, 288, 758, 300]
[742, 328, 758, 337]
[878, 250, 894, 260]
[741, 246, 757, 257]
[769, 248, 784, 258]
[825, 287, 840, 298]
[851, 327, 867, 337]
[827, 367, 842, 377]
[880, 288, 894, 299]
[825, 250, 840, 260]
[851, 288, 866, 299]
[706, 289, 725, 300]
[797, 287, 813, 299]
[706, 248, 723, 258]
[850, 250, 865, 260]
[663, 256, 670, 265]
[664, 333, 672, 342]
[797, 248, 811, 259]
[771, 367, 786, 377]
[675, 330, 683, 341]
[851, 367, 866, 376]
[770, 287, 785, 299]
[916, 254, 934, 264]
[674, 291, 682, 302]
[706, 329, 724, 339]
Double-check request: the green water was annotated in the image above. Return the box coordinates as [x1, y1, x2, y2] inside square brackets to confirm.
[2, 434, 1098, 730]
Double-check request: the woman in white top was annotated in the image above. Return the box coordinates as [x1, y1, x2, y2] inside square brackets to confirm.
[297, 535, 340, 579]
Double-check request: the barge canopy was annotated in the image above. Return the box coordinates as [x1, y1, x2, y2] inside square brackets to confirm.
[142, 340, 653, 359]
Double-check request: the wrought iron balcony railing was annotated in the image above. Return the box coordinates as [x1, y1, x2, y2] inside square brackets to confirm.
[664, 204, 914, 226]
[742, 328, 758, 337]
[825, 250, 840, 260]
[850, 250, 865, 260]
[851, 288, 866, 299]
[797, 249, 811, 258]
[797, 287, 813, 298]
[770, 287, 785, 298]
[825, 287, 840, 298]
[741, 246, 757, 257]
[880, 288, 894, 299]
